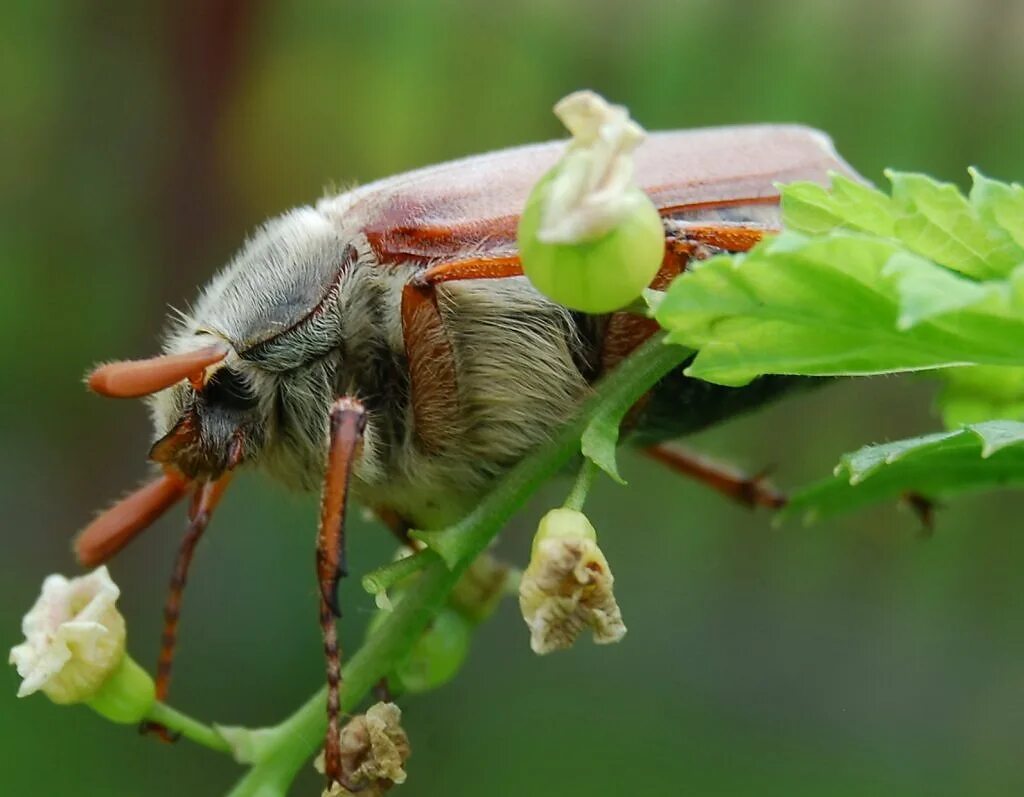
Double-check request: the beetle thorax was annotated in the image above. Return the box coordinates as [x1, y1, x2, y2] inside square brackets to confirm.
[146, 199, 601, 528]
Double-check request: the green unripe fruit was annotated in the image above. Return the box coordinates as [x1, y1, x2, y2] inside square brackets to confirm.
[518, 170, 665, 314]
[368, 606, 473, 695]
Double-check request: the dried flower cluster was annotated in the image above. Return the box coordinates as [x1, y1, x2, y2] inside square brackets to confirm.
[519, 508, 626, 654]
[318, 702, 411, 796]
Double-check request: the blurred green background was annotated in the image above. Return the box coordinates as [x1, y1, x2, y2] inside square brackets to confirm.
[3, 1, 1024, 794]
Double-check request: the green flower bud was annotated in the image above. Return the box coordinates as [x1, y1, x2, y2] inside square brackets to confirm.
[518, 90, 665, 313]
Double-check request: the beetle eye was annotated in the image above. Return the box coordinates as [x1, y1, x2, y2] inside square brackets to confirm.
[202, 368, 257, 411]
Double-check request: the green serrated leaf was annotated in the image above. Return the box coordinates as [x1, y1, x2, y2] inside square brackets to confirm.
[841, 429, 958, 484]
[968, 418, 1024, 456]
[887, 170, 1024, 279]
[969, 168, 1024, 251]
[781, 174, 896, 237]
[786, 421, 1024, 520]
[655, 231, 1024, 387]
[881, 251, 994, 328]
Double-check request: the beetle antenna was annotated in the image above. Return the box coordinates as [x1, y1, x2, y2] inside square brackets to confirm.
[75, 471, 190, 566]
[317, 397, 366, 786]
[86, 343, 229, 398]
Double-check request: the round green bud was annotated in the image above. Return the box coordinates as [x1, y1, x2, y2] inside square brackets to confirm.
[368, 606, 473, 695]
[518, 171, 665, 314]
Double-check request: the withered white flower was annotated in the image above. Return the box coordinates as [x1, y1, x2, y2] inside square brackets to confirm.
[10, 566, 127, 704]
[538, 89, 647, 244]
[317, 702, 411, 796]
[519, 508, 626, 655]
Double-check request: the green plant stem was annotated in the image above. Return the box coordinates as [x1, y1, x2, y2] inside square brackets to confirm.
[563, 458, 598, 511]
[226, 563, 461, 797]
[146, 702, 232, 755]
[224, 332, 690, 797]
[361, 548, 436, 598]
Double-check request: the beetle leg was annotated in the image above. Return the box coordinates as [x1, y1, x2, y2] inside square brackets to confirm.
[401, 254, 523, 453]
[902, 491, 939, 535]
[139, 473, 232, 742]
[598, 239, 693, 373]
[373, 506, 412, 546]
[599, 224, 766, 373]
[415, 254, 523, 286]
[317, 397, 367, 787]
[156, 475, 233, 699]
[673, 223, 770, 254]
[645, 443, 786, 510]
[400, 282, 461, 454]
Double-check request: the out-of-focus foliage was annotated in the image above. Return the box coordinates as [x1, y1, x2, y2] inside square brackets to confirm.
[937, 365, 1024, 426]
[3, 2, 1024, 796]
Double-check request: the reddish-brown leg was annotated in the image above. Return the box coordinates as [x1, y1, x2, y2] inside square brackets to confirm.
[318, 397, 367, 787]
[140, 473, 233, 741]
[400, 282, 460, 454]
[675, 223, 771, 253]
[374, 506, 412, 546]
[645, 443, 786, 510]
[156, 475, 233, 699]
[400, 254, 524, 455]
[415, 254, 523, 286]
[902, 491, 939, 535]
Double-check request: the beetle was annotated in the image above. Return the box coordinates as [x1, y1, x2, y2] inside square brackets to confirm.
[76, 124, 856, 782]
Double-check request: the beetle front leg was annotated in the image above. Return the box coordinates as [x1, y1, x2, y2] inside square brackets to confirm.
[317, 397, 367, 786]
[645, 443, 786, 510]
[138, 473, 233, 742]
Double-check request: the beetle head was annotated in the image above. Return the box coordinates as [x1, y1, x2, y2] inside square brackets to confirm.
[87, 336, 268, 481]
[146, 345, 270, 481]
[77, 338, 271, 566]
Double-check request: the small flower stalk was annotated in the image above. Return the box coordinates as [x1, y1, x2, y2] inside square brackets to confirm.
[518, 89, 665, 313]
[518, 508, 626, 654]
[318, 702, 412, 796]
[9, 567, 155, 723]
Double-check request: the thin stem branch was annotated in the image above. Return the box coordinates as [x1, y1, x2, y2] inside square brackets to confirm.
[361, 548, 437, 599]
[146, 702, 232, 755]
[221, 332, 690, 797]
[563, 458, 599, 511]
